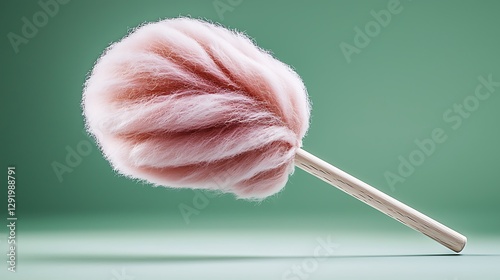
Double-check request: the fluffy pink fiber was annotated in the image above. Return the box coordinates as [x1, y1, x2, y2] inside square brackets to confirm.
[83, 18, 310, 199]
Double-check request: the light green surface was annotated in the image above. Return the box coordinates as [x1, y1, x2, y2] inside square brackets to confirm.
[2, 214, 500, 279]
[1, 0, 500, 279]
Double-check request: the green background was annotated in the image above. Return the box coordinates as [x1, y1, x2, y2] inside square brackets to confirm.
[1, 0, 499, 279]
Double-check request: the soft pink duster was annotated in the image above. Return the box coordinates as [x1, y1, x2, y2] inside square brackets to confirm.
[83, 18, 310, 199]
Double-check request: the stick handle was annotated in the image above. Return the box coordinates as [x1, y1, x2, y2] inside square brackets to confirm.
[294, 148, 467, 253]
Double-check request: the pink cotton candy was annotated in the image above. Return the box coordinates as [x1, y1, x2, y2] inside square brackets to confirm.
[82, 18, 310, 199]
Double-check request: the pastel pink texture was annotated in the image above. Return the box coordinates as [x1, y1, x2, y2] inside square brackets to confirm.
[82, 18, 310, 199]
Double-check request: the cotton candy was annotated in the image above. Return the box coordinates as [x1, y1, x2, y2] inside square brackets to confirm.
[82, 18, 310, 199]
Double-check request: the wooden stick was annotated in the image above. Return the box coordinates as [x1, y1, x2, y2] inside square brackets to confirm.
[294, 148, 467, 253]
